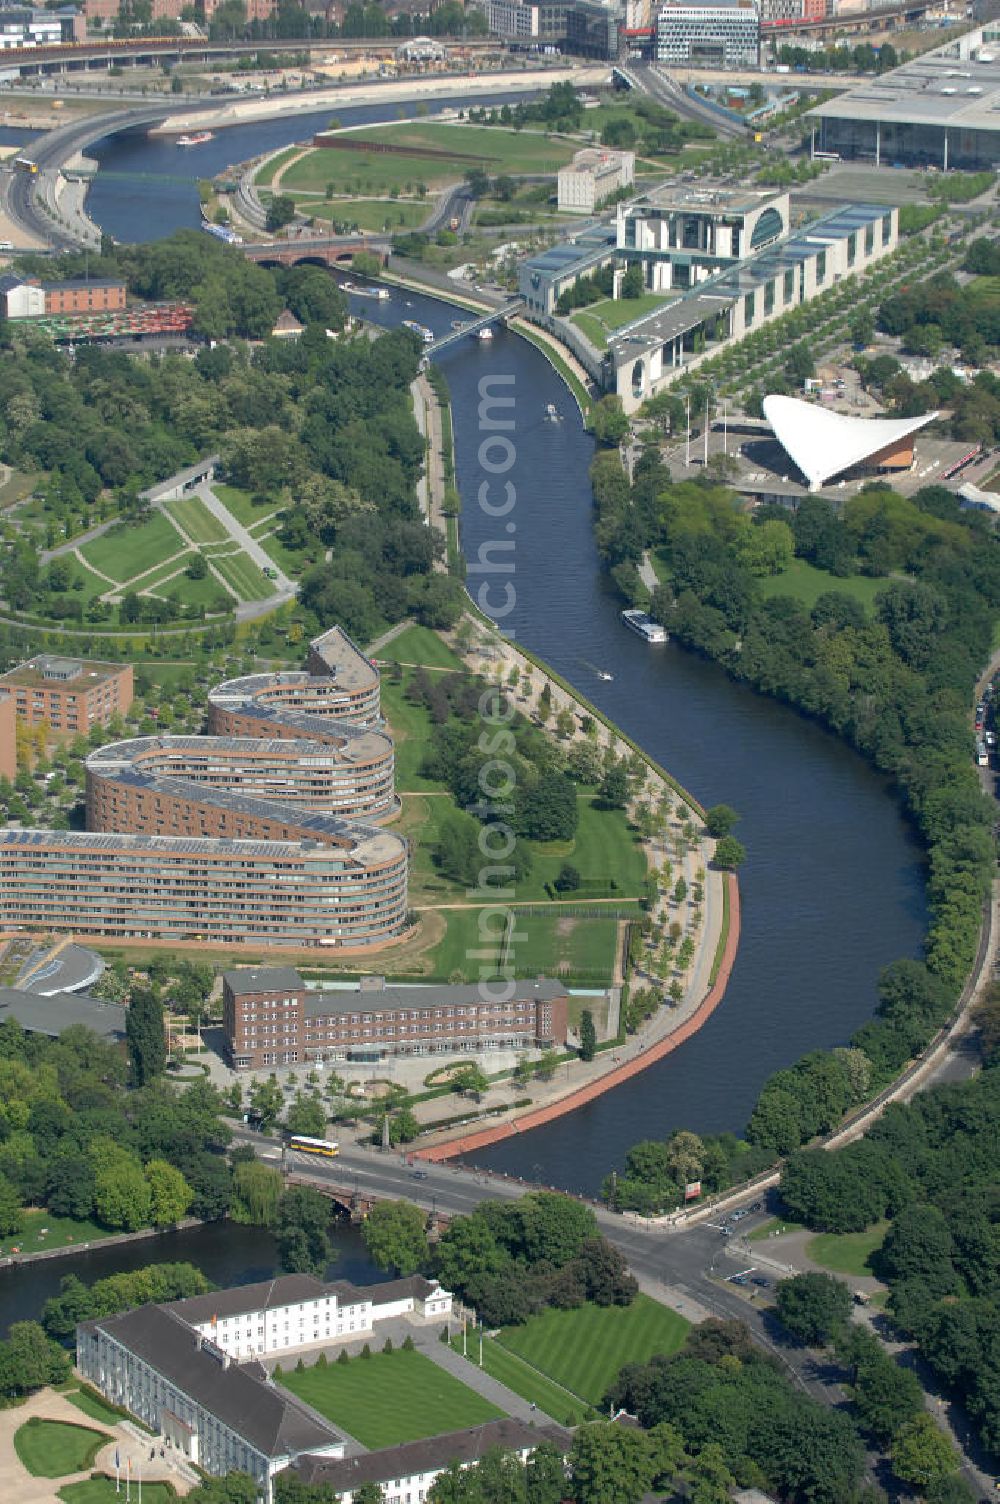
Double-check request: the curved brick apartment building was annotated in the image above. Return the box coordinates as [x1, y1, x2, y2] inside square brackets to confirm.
[0, 627, 408, 949]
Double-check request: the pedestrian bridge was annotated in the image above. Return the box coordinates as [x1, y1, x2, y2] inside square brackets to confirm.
[425, 299, 525, 356]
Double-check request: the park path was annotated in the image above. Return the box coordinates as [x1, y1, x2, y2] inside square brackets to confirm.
[196, 483, 295, 595]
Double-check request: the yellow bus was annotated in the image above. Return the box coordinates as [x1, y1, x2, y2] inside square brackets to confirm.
[288, 1134, 339, 1157]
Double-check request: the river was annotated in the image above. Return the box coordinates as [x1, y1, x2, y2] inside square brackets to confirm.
[73, 111, 925, 1195]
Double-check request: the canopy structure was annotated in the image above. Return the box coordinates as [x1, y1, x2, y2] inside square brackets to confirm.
[763, 395, 938, 493]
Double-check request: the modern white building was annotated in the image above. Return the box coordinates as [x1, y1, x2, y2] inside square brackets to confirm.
[557, 147, 635, 213]
[763, 395, 939, 491]
[294, 1418, 572, 1504]
[656, 0, 760, 68]
[77, 1273, 455, 1503]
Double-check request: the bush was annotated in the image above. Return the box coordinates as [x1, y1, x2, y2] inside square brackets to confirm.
[360, 1343, 372, 1359]
[337, 1348, 349, 1365]
[403, 1334, 415, 1351]
[383, 1337, 393, 1354]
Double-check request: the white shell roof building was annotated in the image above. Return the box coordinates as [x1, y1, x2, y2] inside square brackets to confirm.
[762, 396, 939, 492]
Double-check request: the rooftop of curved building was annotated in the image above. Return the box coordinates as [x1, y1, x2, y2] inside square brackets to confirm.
[0, 823, 405, 870]
[86, 729, 393, 773]
[763, 395, 938, 492]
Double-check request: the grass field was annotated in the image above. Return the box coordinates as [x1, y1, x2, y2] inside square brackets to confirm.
[152, 569, 233, 611]
[571, 293, 678, 349]
[210, 552, 273, 602]
[498, 1296, 689, 1406]
[277, 124, 575, 197]
[81, 513, 184, 584]
[59, 1481, 177, 1504]
[450, 1333, 590, 1425]
[277, 1349, 503, 1448]
[806, 1222, 888, 1278]
[378, 624, 463, 671]
[14, 1420, 110, 1478]
[757, 559, 886, 613]
[749, 1217, 802, 1242]
[524, 797, 647, 901]
[298, 196, 429, 231]
[165, 494, 229, 545]
[380, 674, 446, 791]
[0, 1208, 112, 1257]
[425, 907, 620, 984]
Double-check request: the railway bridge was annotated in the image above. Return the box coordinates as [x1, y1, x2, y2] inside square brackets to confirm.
[241, 236, 390, 269]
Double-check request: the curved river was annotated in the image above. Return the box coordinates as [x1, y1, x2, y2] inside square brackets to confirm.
[85, 113, 925, 1198]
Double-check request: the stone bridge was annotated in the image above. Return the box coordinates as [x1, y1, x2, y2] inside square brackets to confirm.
[241, 237, 390, 269]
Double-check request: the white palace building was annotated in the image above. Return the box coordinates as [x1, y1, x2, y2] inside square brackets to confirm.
[77, 1273, 454, 1503]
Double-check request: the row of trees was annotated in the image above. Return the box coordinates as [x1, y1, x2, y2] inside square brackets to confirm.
[593, 446, 996, 1202]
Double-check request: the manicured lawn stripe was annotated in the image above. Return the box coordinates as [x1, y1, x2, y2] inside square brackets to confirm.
[277, 1349, 503, 1448]
[450, 1334, 589, 1425]
[211, 483, 273, 528]
[165, 494, 229, 545]
[498, 1297, 688, 1406]
[210, 552, 273, 602]
[14, 1419, 111, 1478]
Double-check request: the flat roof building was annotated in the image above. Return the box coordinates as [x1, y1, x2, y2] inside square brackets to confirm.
[223, 966, 570, 1069]
[0, 654, 133, 735]
[656, 0, 760, 69]
[558, 147, 635, 213]
[809, 26, 1000, 169]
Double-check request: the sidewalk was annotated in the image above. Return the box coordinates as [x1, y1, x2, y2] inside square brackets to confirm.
[412, 1324, 566, 1428]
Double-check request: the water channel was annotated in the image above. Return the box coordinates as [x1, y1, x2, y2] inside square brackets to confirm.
[36, 107, 928, 1206]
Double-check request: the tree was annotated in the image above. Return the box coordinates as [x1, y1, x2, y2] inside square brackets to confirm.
[775, 1272, 852, 1346]
[590, 395, 630, 448]
[248, 1076, 284, 1130]
[286, 1093, 327, 1139]
[354, 1485, 387, 1504]
[452, 1063, 490, 1100]
[145, 1158, 193, 1226]
[362, 1199, 429, 1275]
[0, 1173, 24, 1236]
[276, 1186, 332, 1277]
[892, 1415, 959, 1490]
[126, 987, 165, 1086]
[570, 1422, 660, 1504]
[266, 194, 297, 233]
[554, 862, 580, 894]
[599, 763, 630, 809]
[579, 1009, 597, 1062]
[231, 1160, 283, 1226]
[703, 804, 738, 838]
[713, 836, 746, 870]
[93, 1152, 153, 1232]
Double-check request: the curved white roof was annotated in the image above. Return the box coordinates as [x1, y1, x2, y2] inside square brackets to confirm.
[763, 395, 938, 492]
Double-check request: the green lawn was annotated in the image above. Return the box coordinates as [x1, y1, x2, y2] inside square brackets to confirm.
[756, 559, 887, 613]
[277, 1349, 503, 1448]
[210, 483, 273, 528]
[81, 513, 185, 584]
[806, 1222, 888, 1278]
[64, 1390, 127, 1427]
[498, 1296, 689, 1406]
[279, 124, 575, 197]
[151, 568, 233, 612]
[450, 1333, 590, 1425]
[570, 293, 678, 349]
[256, 528, 319, 579]
[509, 913, 622, 982]
[59, 1481, 177, 1504]
[524, 796, 647, 902]
[749, 1216, 803, 1243]
[210, 552, 274, 602]
[1, 1208, 112, 1257]
[59, 556, 112, 603]
[381, 673, 445, 791]
[165, 494, 229, 545]
[378, 624, 464, 671]
[14, 1419, 110, 1478]
[301, 196, 429, 231]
